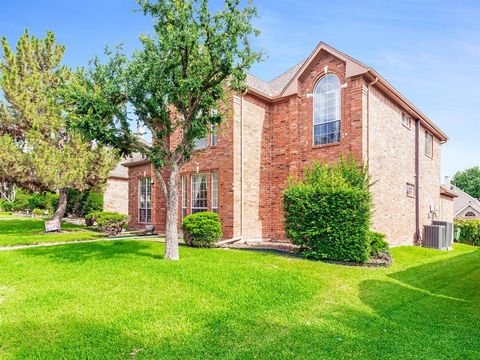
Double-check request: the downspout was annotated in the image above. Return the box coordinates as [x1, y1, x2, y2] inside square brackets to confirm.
[240, 93, 245, 242]
[415, 118, 421, 244]
[366, 77, 379, 161]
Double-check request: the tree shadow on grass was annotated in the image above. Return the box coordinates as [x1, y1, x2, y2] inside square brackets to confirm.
[24, 240, 164, 263]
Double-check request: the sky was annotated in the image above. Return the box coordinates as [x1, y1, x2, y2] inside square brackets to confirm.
[0, 0, 479, 177]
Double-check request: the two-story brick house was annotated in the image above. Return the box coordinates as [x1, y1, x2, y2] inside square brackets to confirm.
[124, 42, 455, 246]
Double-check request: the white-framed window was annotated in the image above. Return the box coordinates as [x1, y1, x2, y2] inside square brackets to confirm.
[425, 131, 433, 157]
[211, 124, 217, 147]
[465, 211, 476, 217]
[138, 177, 152, 223]
[211, 172, 218, 213]
[406, 183, 415, 198]
[313, 74, 341, 145]
[402, 113, 411, 129]
[181, 175, 187, 218]
[191, 174, 207, 214]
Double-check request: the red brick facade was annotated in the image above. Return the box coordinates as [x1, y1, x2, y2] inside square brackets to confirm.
[125, 43, 451, 245]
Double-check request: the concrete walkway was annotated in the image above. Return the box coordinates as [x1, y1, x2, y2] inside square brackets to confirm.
[0, 236, 162, 252]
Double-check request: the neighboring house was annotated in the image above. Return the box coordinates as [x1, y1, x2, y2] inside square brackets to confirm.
[103, 160, 129, 215]
[445, 180, 480, 219]
[124, 42, 454, 246]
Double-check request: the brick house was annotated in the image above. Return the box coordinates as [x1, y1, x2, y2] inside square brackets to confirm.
[124, 42, 454, 246]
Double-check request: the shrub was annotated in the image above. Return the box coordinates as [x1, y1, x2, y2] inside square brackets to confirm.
[43, 192, 59, 213]
[28, 192, 44, 210]
[83, 192, 104, 216]
[85, 211, 101, 227]
[32, 208, 45, 217]
[10, 189, 30, 211]
[455, 219, 480, 246]
[89, 212, 129, 235]
[283, 158, 372, 263]
[182, 212, 223, 248]
[27, 191, 59, 212]
[368, 231, 389, 258]
[67, 189, 103, 217]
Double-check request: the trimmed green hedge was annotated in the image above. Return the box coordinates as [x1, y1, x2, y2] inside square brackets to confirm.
[86, 212, 129, 235]
[455, 219, 480, 246]
[182, 212, 223, 248]
[283, 157, 373, 263]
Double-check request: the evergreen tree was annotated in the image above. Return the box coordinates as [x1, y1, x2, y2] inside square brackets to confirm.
[0, 30, 117, 223]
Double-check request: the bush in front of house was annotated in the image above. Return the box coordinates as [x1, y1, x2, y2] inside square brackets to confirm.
[88, 212, 129, 235]
[67, 189, 104, 217]
[283, 157, 372, 263]
[182, 212, 223, 248]
[455, 219, 480, 246]
[32, 208, 45, 217]
[368, 231, 389, 258]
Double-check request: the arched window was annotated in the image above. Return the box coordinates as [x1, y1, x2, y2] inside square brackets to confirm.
[313, 74, 341, 145]
[465, 211, 476, 217]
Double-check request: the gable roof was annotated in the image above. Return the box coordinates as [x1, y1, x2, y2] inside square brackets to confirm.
[245, 41, 448, 141]
[245, 60, 305, 98]
[451, 185, 480, 215]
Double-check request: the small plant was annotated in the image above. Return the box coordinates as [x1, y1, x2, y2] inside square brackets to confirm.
[182, 212, 223, 248]
[368, 231, 389, 258]
[32, 208, 45, 217]
[91, 212, 129, 235]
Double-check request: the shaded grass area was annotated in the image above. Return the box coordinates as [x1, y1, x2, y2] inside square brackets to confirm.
[0, 215, 104, 247]
[0, 241, 478, 359]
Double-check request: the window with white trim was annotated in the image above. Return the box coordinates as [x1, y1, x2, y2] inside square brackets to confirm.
[465, 211, 476, 217]
[402, 113, 411, 129]
[181, 175, 187, 218]
[138, 177, 152, 223]
[425, 131, 433, 157]
[313, 74, 341, 145]
[191, 174, 207, 214]
[211, 124, 217, 146]
[406, 183, 415, 198]
[211, 172, 218, 213]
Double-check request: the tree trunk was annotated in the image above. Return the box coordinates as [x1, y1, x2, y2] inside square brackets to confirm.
[53, 188, 67, 225]
[164, 166, 180, 260]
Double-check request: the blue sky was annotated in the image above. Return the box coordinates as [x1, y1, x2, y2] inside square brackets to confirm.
[1, 0, 479, 177]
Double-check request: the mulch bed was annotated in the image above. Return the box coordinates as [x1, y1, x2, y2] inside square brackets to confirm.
[221, 241, 392, 267]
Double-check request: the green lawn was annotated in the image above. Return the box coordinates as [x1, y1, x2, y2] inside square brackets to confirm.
[0, 215, 104, 247]
[0, 240, 478, 359]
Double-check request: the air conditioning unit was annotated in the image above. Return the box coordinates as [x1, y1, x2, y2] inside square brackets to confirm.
[423, 225, 447, 250]
[432, 221, 453, 249]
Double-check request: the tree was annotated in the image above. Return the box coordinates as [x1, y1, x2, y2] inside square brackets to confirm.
[453, 167, 480, 199]
[0, 30, 117, 223]
[63, 0, 262, 259]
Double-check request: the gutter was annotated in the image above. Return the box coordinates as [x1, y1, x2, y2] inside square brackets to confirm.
[415, 118, 421, 244]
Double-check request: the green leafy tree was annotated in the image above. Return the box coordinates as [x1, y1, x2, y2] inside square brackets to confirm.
[64, 0, 262, 259]
[0, 30, 118, 223]
[452, 167, 480, 199]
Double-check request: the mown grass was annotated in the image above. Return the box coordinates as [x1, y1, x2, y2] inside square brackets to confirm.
[0, 241, 478, 359]
[0, 215, 104, 247]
